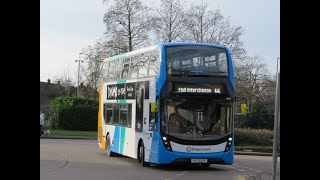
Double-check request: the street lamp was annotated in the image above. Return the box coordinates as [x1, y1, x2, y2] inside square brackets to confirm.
[75, 59, 84, 96]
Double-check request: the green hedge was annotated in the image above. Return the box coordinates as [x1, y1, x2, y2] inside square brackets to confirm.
[59, 105, 98, 131]
[51, 96, 98, 130]
[234, 128, 273, 146]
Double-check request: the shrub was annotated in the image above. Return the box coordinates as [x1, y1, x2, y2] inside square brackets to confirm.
[240, 103, 275, 130]
[51, 96, 98, 130]
[234, 128, 273, 146]
[59, 105, 98, 131]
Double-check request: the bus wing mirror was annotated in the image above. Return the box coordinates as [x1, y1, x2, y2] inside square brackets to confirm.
[151, 102, 158, 113]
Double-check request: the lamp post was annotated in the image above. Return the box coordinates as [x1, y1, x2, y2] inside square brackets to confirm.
[75, 59, 84, 96]
[272, 57, 280, 180]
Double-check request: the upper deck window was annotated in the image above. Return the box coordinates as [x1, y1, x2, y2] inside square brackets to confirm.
[166, 46, 228, 77]
[102, 49, 160, 82]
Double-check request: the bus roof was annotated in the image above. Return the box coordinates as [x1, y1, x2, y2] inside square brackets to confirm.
[162, 42, 227, 49]
[103, 45, 157, 63]
[103, 42, 228, 63]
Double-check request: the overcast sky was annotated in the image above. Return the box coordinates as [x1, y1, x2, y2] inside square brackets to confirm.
[40, 0, 280, 82]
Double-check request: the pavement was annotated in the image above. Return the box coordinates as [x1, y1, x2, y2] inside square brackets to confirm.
[40, 135, 97, 140]
[40, 136, 279, 156]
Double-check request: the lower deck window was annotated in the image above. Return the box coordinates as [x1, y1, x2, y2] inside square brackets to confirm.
[104, 103, 132, 127]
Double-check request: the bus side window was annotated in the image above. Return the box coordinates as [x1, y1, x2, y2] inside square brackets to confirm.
[121, 58, 131, 79]
[119, 104, 132, 127]
[113, 104, 119, 125]
[106, 104, 113, 124]
[130, 56, 139, 79]
[116, 59, 123, 80]
[139, 52, 149, 78]
[149, 50, 159, 76]
[127, 104, 132, 127]
[149, 103, 158, 131]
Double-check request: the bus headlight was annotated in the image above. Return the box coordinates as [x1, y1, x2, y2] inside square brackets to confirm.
[161, 136, 172, 152]
[225, 137, 232, 152]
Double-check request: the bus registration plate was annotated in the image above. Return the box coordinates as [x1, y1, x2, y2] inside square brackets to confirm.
[191, 159, 207, 163]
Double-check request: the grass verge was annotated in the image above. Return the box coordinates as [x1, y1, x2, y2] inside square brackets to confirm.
[50, 129, 97, 137]
[234, 146, 279, 153]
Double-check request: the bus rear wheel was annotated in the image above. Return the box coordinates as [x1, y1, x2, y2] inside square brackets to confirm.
[106, 135, 115, 157]
[138, 142, 150, 167]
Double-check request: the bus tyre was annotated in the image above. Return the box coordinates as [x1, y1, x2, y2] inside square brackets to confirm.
[106, 136, 115, 157]
[139, 142, 150, 167]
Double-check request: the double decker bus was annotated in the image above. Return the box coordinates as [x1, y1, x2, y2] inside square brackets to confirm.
[98, 42, 235, 167]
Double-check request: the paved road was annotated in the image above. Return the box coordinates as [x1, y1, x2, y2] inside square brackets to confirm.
[40, 139, 280, 180]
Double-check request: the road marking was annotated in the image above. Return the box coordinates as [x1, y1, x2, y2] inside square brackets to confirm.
[238, 175, 248, 180]
[164, 178, 173, 180]
[163, 171, 187, 180]
[175, 173, 184, 177]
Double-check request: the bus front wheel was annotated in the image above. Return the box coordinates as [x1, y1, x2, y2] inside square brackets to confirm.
[106, 135, 115, 157]
[138, 142, 150, 167]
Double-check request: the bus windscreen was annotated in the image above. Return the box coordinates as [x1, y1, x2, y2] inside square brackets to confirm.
[166, 46, 228, 77]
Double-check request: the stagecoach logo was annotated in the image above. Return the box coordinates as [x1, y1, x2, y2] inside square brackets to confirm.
[186, 146, 211, 152]
[186, 147, 192, 152]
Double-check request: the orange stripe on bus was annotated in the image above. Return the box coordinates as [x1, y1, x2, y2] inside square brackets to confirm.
[98, 82, 106, 149]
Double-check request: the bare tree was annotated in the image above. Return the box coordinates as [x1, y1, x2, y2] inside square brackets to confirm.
[151, 0, 185, 43]
[80, 40, 110, 97]
[54, 67, 76, 97]
[183, 1, 246, 61]
[103, 0, 151, 52]
[103, 34, 129, 55]
[235, 55, 270, 113]
[257, 75, 276, 108]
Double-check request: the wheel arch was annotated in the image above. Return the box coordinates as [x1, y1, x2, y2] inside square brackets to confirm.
[137, 138, 143, 159]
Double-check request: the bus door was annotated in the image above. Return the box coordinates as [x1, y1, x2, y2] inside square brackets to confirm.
[135, 81, 151, 161]
[143, 101, 152, 162]
[143, 101, 160, 163]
